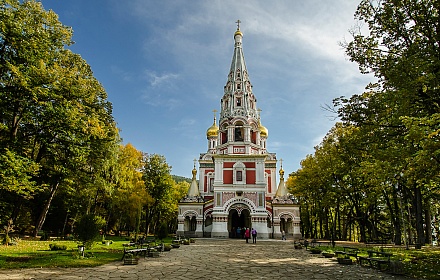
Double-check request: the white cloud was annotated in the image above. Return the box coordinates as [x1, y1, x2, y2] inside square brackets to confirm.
[145, 70, 179, 87]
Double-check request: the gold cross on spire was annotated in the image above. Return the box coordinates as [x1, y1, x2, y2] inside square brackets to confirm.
[193, 158, 197, 169]
[236, 19, 241, 30]
[213, 109, 217, 118]
[280, 158, 283, 169]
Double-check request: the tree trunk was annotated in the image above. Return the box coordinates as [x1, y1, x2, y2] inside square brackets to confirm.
[336, 202, 341, 240]
[33, 180, 60, 237]
[414, 186, 425, 245]
[425, 202, 432, 245]
[62, 210, 69, 237]
[392, 190, 402, 245]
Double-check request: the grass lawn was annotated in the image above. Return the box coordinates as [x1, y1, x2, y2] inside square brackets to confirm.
[0, 236, 176, 270]
[0, 239, 123, 269]
[321, 244, 440, 280]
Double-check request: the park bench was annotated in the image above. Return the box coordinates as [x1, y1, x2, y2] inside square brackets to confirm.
[122, 242, 136, 247]
[138, 236, 156, 247]
[365, 239, 389, 247]
[358, 250, 393, 270]
[121, 247, 148, 260]
[335, 246, 359, 260]
[310, 239, 332, 247]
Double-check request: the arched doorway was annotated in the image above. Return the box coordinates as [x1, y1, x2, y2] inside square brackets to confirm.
[280, 214, 293, 235]
[184, 216, 197, 232]
[228, 207, 251, 238]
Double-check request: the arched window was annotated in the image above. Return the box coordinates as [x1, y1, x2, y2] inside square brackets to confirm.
[233, 162, 246, 184]
[235, 127, 243, 141]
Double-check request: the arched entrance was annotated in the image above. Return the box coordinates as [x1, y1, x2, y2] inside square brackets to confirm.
[280, 214, 293, 235]
[228, 207, 251, 238]
[184, 216, 197, 232]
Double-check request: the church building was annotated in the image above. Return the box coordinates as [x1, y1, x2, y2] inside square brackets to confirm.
[177, 23, 301, 239]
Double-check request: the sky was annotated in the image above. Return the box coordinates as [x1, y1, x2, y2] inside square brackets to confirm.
[39, 0, 374, 178]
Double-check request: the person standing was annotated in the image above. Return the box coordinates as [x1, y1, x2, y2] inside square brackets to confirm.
[251, 228, 257, 244]
[244, 228, 250, 243]
[281, 230, 286, 240]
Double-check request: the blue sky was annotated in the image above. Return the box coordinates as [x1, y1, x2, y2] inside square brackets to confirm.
[40, 0, 373, 178]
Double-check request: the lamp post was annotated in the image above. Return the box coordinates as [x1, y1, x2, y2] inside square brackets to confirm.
[77, 244, 85, 257]
[201, 196, 206, 238]
[270, 198, 274, 239]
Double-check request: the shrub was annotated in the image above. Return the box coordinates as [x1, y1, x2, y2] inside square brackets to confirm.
[49, 243, 67, 251]
[156, 223, 168, 240]
[40, 231, 50, 241]
[74, 214, 106, 249]
[2, 235, 11, 245]
[310, 247, 322, 254]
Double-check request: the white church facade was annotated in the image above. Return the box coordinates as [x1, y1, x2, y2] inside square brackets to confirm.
[177, 23, 301, 240]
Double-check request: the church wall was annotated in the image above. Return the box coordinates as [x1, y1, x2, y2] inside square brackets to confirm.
[265, 170, 272, 193]
[223, 162, 234, 168]
[202, 169, 214, 193]
[223, 170, 233, 184]
[246, 170, 256, 184]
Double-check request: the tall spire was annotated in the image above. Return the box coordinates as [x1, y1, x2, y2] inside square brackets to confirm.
[220, 21, 258, 122]
[275, 159, 288, 197]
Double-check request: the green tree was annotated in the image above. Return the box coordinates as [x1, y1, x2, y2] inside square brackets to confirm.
[74, 214, 106, 249]
[338, 0, 440, 245]
[0, 0, 119, 236]
[142, 154, 174, 235]
[111, 144, 147, 237]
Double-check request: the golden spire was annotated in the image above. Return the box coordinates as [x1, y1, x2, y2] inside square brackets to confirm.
[187, 159, 200, 197]
[279, 158, 284, 178]
[275, 159, 288, 198]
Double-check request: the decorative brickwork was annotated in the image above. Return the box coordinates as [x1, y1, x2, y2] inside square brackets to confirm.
[244, 192, 257, 204]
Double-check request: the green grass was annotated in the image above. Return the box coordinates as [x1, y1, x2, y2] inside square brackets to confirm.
[315, 244, 440, 280]
[0, 239, 123, 269]
[0, 236, 176, 270]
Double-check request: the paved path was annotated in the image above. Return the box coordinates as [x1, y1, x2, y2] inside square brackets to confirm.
[0, 239, 414, 280]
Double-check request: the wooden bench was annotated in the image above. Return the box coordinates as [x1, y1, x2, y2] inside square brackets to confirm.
[136, 237, 156, 247]
[335, 246, 359, 260]
[310, 240, 332, 247]
[358, 250, 393, 270]
[121, 247, 148, 260]
[122, 242, 136, 247]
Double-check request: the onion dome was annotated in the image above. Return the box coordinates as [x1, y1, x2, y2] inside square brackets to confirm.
[259, 120, 268, 138]
[206, 115, 218, 138]
[234, 29, 243, 37]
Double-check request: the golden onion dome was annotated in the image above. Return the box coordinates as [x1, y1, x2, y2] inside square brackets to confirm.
[259, 121, 268, 138]
[206, 120, 219, 138]
[234, 29, 243, 37]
